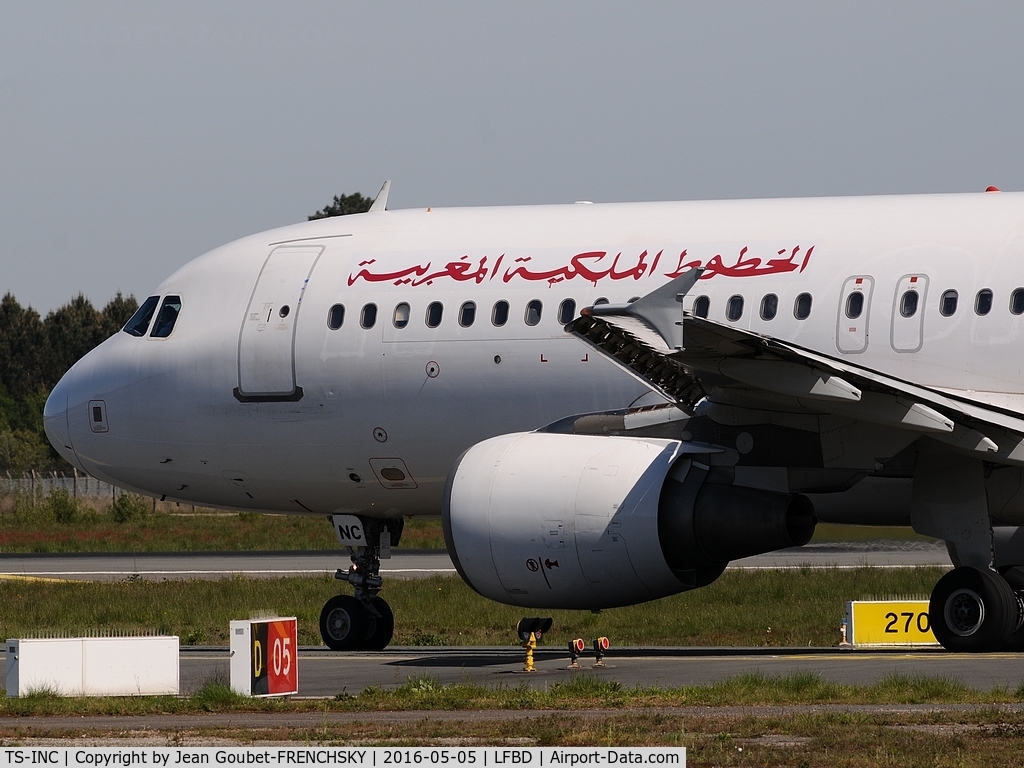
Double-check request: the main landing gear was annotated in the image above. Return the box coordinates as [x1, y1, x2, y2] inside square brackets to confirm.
[929, 566, 1024, 652]
[319, 516, 403, 652]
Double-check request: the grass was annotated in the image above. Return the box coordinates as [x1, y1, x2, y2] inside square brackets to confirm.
[0, 567, 948, 647]
[0, 490, 446, 552]
[5, 674, 1023, 766]
[3, 708, 1023, 766]
[0, 488, 935, 553]
[0, 671, 1018, 715]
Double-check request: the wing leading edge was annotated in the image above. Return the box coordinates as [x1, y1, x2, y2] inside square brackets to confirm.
[567, 270, 1024, 468]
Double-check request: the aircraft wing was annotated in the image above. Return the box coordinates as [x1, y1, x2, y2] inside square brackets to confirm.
[568, 270, 1024, 467]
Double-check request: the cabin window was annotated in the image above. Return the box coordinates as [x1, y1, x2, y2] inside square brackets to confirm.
[899, 290, 919, 318]
[525, 300, 543, 326]
[558, 299, 576, 324]
[1011, 289, 1024, 316]
[393, 303, 410, 329]
[327, 304, 345, 330]
[492, 300, 509, 327]
[425, 302, 443, 328]
[975, 289, 993, 316]
[794, 293, 812, 320]
[692, 296, 710, 318]
[123, 295, 159, 337]
[150, 296, 182, 338]
[726, 295, 744, 321]
[845, 292, 864, 320]
[360, 303, 377, 329]
[939, 290, 958, 317]
[459, 301, 476, 327]
[760, 294, 778, 320]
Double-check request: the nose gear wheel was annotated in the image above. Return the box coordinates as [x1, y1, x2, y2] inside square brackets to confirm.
[319, 594, 368, 651]
[319, 516, 402, 651]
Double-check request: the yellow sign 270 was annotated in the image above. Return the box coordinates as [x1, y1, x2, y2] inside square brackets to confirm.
[846, 600, 939, 646]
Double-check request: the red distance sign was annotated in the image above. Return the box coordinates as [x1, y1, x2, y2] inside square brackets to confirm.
[250, 618, 297, 696]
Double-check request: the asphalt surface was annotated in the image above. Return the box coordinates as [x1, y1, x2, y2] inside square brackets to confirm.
[0, 541, 951, 581]
[141, 644, 1020, 695]
[0, 644, 1014, 696]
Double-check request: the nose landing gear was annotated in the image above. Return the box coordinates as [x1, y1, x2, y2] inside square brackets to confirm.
[319, 516, 403, 651]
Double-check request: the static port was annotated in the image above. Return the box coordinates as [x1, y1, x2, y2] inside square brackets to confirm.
[349, 473, 361, 483]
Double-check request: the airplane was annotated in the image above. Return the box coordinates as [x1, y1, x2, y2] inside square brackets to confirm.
[42, 182, 1024, 654]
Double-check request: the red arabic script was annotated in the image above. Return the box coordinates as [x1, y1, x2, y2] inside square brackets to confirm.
[347, 246, 814, 287]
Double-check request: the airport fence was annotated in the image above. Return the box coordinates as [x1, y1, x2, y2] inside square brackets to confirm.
[0, 470, 124, 504]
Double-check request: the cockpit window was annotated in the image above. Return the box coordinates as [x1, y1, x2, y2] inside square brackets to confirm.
[123, 296, 159, 337]
[150, 295, 182, 338]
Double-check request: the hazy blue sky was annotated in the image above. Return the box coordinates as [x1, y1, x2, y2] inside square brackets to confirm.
[4, 2, 1024, 312]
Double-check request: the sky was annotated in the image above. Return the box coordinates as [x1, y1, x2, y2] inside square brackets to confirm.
[4, 2, 1024, 313]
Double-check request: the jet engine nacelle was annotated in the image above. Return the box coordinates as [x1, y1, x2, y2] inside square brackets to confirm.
[442, 432, 816, 610]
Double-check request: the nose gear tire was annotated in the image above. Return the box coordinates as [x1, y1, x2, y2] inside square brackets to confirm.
[361, 596, 395, 651]
[320, 594, 368, 651]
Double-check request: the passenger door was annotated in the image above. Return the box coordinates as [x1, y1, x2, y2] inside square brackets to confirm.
[236, 245, 324, 400]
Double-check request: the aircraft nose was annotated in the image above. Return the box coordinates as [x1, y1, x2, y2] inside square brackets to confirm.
[44, 367, 85, 472]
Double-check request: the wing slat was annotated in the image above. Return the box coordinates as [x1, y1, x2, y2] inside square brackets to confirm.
[568, 271, 1024, 466]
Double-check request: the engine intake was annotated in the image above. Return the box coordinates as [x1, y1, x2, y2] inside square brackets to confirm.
[443, 432, 815, 610]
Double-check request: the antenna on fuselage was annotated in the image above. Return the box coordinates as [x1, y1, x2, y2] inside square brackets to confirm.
[369, 180, 391, 212]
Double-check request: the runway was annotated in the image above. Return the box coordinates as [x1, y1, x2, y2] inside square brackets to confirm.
[0, 540, 951, 581]
[164, 645, 1024, 694]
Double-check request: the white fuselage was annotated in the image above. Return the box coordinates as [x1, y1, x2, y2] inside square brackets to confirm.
[44, 192, 1024, 518]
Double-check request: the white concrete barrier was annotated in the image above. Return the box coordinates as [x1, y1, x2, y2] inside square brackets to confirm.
[5, 637, 179, 697]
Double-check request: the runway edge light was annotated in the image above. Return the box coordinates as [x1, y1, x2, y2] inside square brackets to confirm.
[567, 638, 585, 669]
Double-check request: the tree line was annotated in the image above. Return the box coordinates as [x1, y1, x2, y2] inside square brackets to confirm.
[0, 292, 139, 473]
[2, 192, 374, 474]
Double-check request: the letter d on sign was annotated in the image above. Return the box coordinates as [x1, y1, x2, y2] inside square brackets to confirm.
[251, 621, 269, 695]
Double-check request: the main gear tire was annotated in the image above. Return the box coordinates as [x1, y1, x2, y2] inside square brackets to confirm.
[997, 566, 1024, 650]
[929, 566, 1016, 652]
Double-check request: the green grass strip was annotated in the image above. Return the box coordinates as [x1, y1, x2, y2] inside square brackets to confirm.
[2, 671, 1022, 717]
[0, 568, 947, 647]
